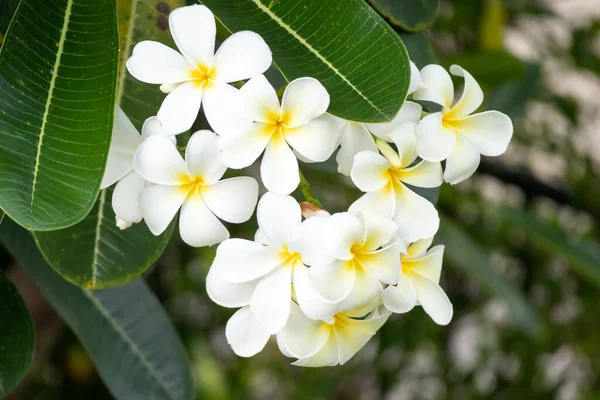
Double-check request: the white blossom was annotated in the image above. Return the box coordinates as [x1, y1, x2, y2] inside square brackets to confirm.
[220, 75, 339, 195]
[126, 5, 272, 135]
[133, 130, 258, 247]
[349, 122, 443, 242]
[413, 64, 513, 184]
[382, 237, 453, 325]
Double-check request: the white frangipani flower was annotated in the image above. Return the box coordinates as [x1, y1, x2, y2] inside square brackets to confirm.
[133, 130, 258, 247]
[207, 193, 337, 343]
[220, 75, 338, 195]
[126, 5, 272, 135]
[349, 123, 442, 242]
[335, 61, 423, 176]
[277, 301, 390, 367]
[308, 212, 403, 312]
[100, 107, 174, 229]
[382, 237, 453, 326]
[413, 64, 513, 184]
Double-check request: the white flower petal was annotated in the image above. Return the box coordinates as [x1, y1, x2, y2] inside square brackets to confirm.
[407, 237, 435, 258]
[392, 183, 439, 242]
[397, 160, 443, 188]
[202, 82, 251, 137]
[206, 265, 258, 308]
[112, 171, 144, 224]
[293, 265, 339, 321]
[336, 313, 390, 365]
[284, 115, 337, 162]
[382, 273, 418, 313]
[101, 151, 134, 190]
[309, 260, 355, 303]
[281, 78, 330, 128]
[179, 195, 229, 247]
[448, 65, 483, 118]
[288, 215, 334, 266]
[213, 238, 281, 283]
[358, 212, 398, 252]
[412, 64, 454, 109]
[212, 31, 272, 83]
[338, 266, 383, 312]
[277, 302, 331, 358]
[408, 61, 422, 95]
[220, 122, 272, 169]
[327, 213, 364, 260]
[112, 106, 142, 153]
[293, 331, 340, 367]
[443, 134, 480, 184]
[254, 228, 271, 246]
[157, 81, 203, 135]
[356, 243, 401, 285]
[336, 122, 377, 176]
[140, 117, 174, 141]
[251, 266, 293, 334]
[365, 101, 422, 139]
[139, 185, 186, 235]
[260, 134, 300, 195]
[202, 177, 258, 223]
[413, 273, 453, 325]
[239, 74, 280, 122]
[126, 41, 192, 84]
[134, 135, 186, 185]
[351, 151, 391, 193]
[387, 121, 418, 168]
[452, 111, 513, 156]
[415, 112, 456, 162]
[226, 306, 270, 357]
[349, 184, 396, 220]
[184, 130, 226, 183]
[169, 5, 215, 67]
[408, 245, 444, 284]
[256, 191, 302, 247]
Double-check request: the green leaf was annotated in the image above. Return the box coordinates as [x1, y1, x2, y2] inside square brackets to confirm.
[0, 269, 35, 398]
[0, 219, 195, 400]
[33, 188, 176, 289]
[442, 51, 525, 87]
[200, 0, 410, 123]
[495, 206, 600, 288]
[0, 0, 118, 230]
[31, 0, 183, 289]
[397, 31, 438, 68]
[0, 0, 19, 42]
[367, 0, 439, 32]
[438, 214, 539, 334]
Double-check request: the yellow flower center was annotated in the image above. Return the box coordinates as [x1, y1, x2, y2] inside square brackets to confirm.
[261, 111, 291, 139]
[178, 174, 205, 196]
[188, 64, 216, 88]
[278, 246, 303, 266]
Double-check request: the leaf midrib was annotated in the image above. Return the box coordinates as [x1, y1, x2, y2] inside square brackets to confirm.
[89, 189, 106, 289]
[251, 0, 387, 119]
[82, 290, 176, 399]
[115, 0, 140, 105]
[29, 0, 74, 224]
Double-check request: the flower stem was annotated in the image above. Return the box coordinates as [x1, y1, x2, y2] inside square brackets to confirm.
[298, 169, 324, 209]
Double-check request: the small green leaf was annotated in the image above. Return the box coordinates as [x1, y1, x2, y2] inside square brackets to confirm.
[397, 31, 437, 68]
[0, 269, 35, 398]
[438, 214, 539, 334]
[200, 0, 411, 123]
[495, 206, 600, 288]
[1, 219, 195, 400]
[0, 0, 119, 230]
[33, 188, 175, 289]
[367, 0, 439, 32]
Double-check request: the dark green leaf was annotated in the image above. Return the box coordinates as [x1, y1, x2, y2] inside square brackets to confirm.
[0, 0, 118, 230]
[0, 219, 195, 400]
[32, 0, 183, 289]
[438, 214, 539, 334]
[200, 0, 410, 123]
[367, 0, 439, 32]
[0, 0, 19, 41]
[33, 188, 176, 289]
[442, 51, 525, 87]
[397, 31, 438, 68]
[0, 269, 35, 398]
[487, 63, 541, 120]
[495, 206, 600, 288]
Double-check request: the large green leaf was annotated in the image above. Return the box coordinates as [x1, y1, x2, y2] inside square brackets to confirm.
[495, 206, 600, 288]
[32, 0, 183, 289]
[367, 0, 439, 32]
[438, 215, 539, 334]
[0, 219, 195, 400]
[0, 0, 19, 42]
[33, 188, 176, 289]
[0, 0, 118, 230]
[0, 269, 35, 398]
[201, 0, 410, 123]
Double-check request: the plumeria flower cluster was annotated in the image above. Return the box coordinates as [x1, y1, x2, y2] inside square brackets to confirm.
[101, 5, 513, 367]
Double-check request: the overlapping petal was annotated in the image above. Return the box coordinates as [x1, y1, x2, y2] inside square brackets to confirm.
[284, 115, 337, 162]
[202, 82, 250, 137]
[179, 195, 229, 247]
[309, 260, 355, 303]
[212, 238, 281, 283]
[112, 171, 144, 225]
[260, 134, 300, 195]
[238, 74, 280, 122]
[392, 182, 439, 242]
[206, 266, 258, 308]
[220, 122, 273, 168]
[184, 131, 227, 183]
[416, 112, 456, 162]
[250, 266, 293, 334]
[336, 122, 377, 176]
[157, 80, 203, 134]
[134, 135, 186, 185]
[451, 111, 513, 156]
[281, 78, 330, 128]
[256, 192, 302, 247]
[212, 31, 272, 83]
[351, 151, 391, 193]
[443, 134, 480, 184]
[226, 306, 270, 357]
[126, 41, 192, 84]
[447, 65, 483, 118]
[326, 213, 364, 260]
[412, 64, 454, 109]
[277, 302, 331, 358]
[413, 273, 453, 325]
[202, 177, 258, 224]
[382, 273, 418, 313]
[139, 185, 187, 235]
[169, 5, 215, 67]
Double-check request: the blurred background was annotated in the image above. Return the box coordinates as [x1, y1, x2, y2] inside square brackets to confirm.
[3, 0, 600, 398]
